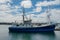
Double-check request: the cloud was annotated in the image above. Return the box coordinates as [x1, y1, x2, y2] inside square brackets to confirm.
[0, 8, 60, 23]
[0, 0, 12, 12]
[0, 12, 23, 23]
[15, 6, 20, 9]
[33, 7, 42, 12]
[25, 12, 48, 23]
[0, 4, 10, 11]
[0, 0, 60, 23]
[0, 0, 11, 3]
[21, 0, 32, 8]
[35, 0, 60, 7]
[0, 0, 23, 23]
[26, 9, 60, 23]
[50, 9, 60, 23]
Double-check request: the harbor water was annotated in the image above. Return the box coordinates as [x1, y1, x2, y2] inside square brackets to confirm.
[0, 25, 60, 40]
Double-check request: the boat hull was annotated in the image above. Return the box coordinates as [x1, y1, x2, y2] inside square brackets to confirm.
[9, 24, 55, 32]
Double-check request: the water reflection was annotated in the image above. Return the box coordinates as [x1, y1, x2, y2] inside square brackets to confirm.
[9, 32, 56, 40]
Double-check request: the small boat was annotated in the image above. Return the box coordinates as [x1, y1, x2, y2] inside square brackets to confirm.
[9, 6, 56, 33]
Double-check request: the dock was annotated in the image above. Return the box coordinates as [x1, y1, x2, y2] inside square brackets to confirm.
[55, 28, 60, 31]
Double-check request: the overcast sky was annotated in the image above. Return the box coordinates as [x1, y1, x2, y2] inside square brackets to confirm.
[0, 0, 60, 23]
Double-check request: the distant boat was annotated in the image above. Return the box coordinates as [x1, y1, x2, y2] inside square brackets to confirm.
[9, 6, 56, 33]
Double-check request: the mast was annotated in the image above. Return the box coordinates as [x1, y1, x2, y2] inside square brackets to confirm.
[22, 7, 25, 24]
[47, 5, 51, 24]
[29, 13, 31, 21]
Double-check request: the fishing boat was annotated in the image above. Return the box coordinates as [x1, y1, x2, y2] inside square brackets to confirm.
[9, 6, 56, 32]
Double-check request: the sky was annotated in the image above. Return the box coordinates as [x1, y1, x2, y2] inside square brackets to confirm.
[0, 0, 60, 23]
